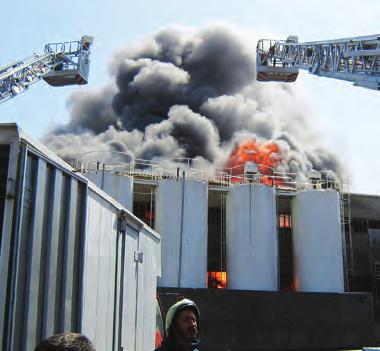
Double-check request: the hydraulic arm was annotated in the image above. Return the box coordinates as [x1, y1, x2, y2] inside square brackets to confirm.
[256, 34, 380, 90]
[0, 35, 93, 103]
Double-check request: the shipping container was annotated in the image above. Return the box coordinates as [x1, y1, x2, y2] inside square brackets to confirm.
[0, 124, 161, 351]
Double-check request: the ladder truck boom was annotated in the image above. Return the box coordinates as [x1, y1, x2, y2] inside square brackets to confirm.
[256, 34, 380, 90]
[0, 35, 93, 104]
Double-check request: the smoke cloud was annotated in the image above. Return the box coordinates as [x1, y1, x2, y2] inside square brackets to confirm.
[44, 25, 343, 181]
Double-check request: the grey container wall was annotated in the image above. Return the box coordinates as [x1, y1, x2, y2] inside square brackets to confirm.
[85, 171, 133, 211]
[0, 124, 161, 351]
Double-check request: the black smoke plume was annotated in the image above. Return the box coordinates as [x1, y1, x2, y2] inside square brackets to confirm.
[43, 25, 343, 181]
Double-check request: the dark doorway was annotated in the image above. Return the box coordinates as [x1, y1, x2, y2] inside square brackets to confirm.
[0, 144, 10, 247]
[133, 183, 156, 227]
[207, 190, 227, 289]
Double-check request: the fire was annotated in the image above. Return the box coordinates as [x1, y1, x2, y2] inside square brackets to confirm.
[225, 139, 282, 186]
[207, 272, 227, 289]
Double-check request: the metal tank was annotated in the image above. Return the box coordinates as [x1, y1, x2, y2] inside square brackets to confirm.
[85, 171, 133, 211]
[226, 184, 278, 291]
[155, 178, 208, 288]
[291, 189, 344, 292]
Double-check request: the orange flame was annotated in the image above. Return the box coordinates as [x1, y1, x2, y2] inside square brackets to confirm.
[207, 272, 227, 289]
[225, 139, 282, 186]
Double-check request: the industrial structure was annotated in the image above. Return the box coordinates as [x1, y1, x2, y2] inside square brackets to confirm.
[2, 130, 379, 349]
[73, 152, 380, 350]
[0, 35, 93, 104]
[2, 32, 380, 351]
[256, 34, 380, 90]
[74, 153, 377, 293]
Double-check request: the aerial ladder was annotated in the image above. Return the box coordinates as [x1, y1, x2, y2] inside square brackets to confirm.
[0, 35, 93, 104]
[256, 34, 380, 90]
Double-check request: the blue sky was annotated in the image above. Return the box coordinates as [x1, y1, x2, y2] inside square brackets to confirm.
[1, 0, 379, 194]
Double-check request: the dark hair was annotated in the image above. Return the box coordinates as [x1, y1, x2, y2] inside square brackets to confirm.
[34, 333, 95, 351]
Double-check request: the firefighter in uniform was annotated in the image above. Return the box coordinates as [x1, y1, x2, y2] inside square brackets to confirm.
[155, 298, 201, 351]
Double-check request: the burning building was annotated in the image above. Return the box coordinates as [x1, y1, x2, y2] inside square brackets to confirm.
[72, 154, 359, 292]
[71, 154, 380, 350]
[42, 25, 380, 349]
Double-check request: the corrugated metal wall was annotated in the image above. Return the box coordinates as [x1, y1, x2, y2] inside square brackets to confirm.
[0, 126, 161, 351]
[135, 226, 161, 351]
[81, 191, 118, 350]
[0, 128, 21, 348]
[85, 171, 134, 211]
[80, 191, 160, 351]
[120, 226, 139, 351]
[2, 147, 87, 350]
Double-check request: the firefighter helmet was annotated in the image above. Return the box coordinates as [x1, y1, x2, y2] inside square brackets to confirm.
[165, 298, 200, 332]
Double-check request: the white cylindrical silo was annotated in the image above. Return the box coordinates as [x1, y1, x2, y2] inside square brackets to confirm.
[226, 184, 278, 291]
[291, 190, 344, 292]
[155, 179, 208, 288]
[85, 172, 133, 211]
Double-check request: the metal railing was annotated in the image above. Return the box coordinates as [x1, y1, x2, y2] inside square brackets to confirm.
[71, 152, 346, 192]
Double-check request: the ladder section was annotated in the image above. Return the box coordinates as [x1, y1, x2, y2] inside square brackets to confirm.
[0, 35, 93, 104]
[0, 53, 56, 103]
[257, 34, 380, 90]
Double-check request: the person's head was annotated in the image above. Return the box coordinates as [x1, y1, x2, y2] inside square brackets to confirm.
[165, 298, 200, 343]
[34, 333, 95, 351]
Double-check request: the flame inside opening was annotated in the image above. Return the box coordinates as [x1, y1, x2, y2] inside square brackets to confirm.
[207, 272, 227, 289]
[225, 139, 283, 186]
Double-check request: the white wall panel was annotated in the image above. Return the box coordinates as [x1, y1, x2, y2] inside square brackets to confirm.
[135, 227, 161, 351]
[85, 172, 133, 211]
[291, 190, 344, 292]
[24, 159, 47, 350]
[43, 169, 63, 338]
[82, 192, 102, 342]
[226, 184, 278, 291]
[120, 227, 138, 351]
[155, 179, 208, 288]
[82, 192, 118, 351]
[62, 178, 78, 331]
